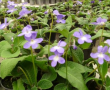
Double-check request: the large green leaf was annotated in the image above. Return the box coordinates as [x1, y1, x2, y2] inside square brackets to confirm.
[0, 56, 27, 79]
[31, 86, 38, 90]
[0, 41, 11, 56]
[1, 47, 20, 58]
[20, 60, 38, 85]
[38, 79, 53, 89]
[41, 66, 57, 81]
[57, 67, 88, 90]
[12, 78, 25, 90]
[3, 33, 16, 44]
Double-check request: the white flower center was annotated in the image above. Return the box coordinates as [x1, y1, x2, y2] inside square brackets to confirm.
[30, 39, 36, 45]
[53, 55, 59, 61]
[54, 46, 59, 49]
[98, 53, 104, 58]
[25, 30, 31, 34]
[81, 36, 87, 40]
[100, 22, 105, 25]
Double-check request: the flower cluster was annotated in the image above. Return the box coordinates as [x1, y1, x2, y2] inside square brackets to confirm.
[18, 25, 43, 49]
[49, 40, 66, 67]
[53, 10, 66, 24]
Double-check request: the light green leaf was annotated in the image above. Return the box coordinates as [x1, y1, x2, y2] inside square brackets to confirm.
[1, 47, 20, 58]
[38, 79, 53, 89]
[0, 56, 27, 79]
[31, 86, 38, 90]
[57, 67, 88, 90]
[12, 78, 25, 90]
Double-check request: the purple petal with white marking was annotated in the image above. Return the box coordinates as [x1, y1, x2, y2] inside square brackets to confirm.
[79, 30, 83, 36]
[57, 47, 64, 53]
[78, 38, 84, 44]
[85, 38, 92, 43]
[97, 17, 102, 23]
[49, 55, 55, 60]
[59, 41, 67, 47]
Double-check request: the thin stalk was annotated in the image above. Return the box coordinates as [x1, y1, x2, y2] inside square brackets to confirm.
[48, 13, 53, 56]
[66, 52, 68, 80]
[18, 67, 32, 86]
[30, 47, 37, 86]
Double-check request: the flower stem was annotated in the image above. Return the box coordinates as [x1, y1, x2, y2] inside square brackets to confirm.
[18, 67, 32, 86]
[48, 13, 53, 57]
[99, 26, 104, 45]
[30, 47, 37, 86]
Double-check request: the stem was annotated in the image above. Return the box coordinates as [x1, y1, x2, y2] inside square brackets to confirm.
[18, 67, 32, 86]
[99, 26, 104, 45]
[30, 47, 37, 86]
[88, 64, 100, 76]
[66, 52, 68, 80]
[48, 13, 53, 57]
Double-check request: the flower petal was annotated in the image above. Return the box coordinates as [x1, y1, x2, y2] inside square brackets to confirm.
[50, 47, 56, 52]
[108, 47, 110, 53]
[79, 30, 83, 36]
[57, 47, 64, 53]
[97, 17, 102, 23]
[98, 58, 104, 64]
[18, 33, 24, 37]
[58, 57, 65, 64]
[23, 42, 31, 49]
[35, 38, 43, 43]
[102, 46, 108, 53]
[97, 46, 103, 53]
[59, 41, 67, 47]
[78, 38, 84, 44]
[90, 53, 98, 58]
[104, 54, 110, 61]
[51, 61, 57, 67]
[32, 43, 38, 49]
[73, 32, 81, 38]
[85, 38, 92, 43]
[49, 55, 55, 60]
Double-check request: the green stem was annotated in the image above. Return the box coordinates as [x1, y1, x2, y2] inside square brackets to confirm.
[66, 52, 68, 80]
[30, 47, 37, 86]
[48, 13, 53, 57]
[18, 67, 32, 86]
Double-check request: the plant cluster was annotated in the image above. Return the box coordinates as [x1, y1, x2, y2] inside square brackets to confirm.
[0, 0, 110, 90]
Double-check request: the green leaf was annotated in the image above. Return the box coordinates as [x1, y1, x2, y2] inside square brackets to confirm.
[99, 61, 108, 80]
[66, 16, 72, 24]
[0, 56, 27, 79]
[0, 41, 11, 56]
[58, 29, 69, 38]
[1, 47, 20, 58]
[12, 78, 25, 90]
[105, 86, 110, 90]
[69, 46, 84, 63]
[106, 76, 110, 86]
[79, 43, 91, 49]
[31, 86, 38, 90]
[38, 79, 53, 89]
[20, 60, 38, 85]
[3, 33, 16, 44]
[54, 83, 67, 90]
[91, 30, 110, 40]
[41, 66, 57, 81]
[57, 67, 88, 90]
[60, 61, 92, 73]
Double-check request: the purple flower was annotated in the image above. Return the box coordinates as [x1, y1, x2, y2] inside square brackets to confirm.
[104, 39, 110, 53]
[44, 10, 48, 14]
[73, 30, 92, 44]
[50, 40, 66, 54]
[91, 17, 107, 25]
[53, 10, 60, 15]
[56, 15, 66, 24]
[22, 2, 28, 5]
[0, 18, 8, 30]
[49, 51, 65, 67]
[90, 46, 110, 64]
[72, 40, 77, 50]
[18, 25, 36, 37]
[76, 1, 82, 5]
[91, 1, 94, 3]
[7, 5, 17, 13]
[0, 0, 2, 3]
[7, 1, 17, 7]
[24, 33, 43, 49]
[18, 7, 32, 19]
